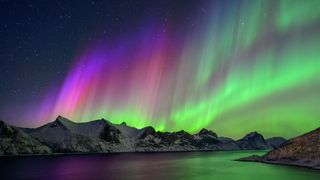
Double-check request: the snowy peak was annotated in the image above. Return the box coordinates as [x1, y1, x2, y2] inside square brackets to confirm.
[55, 116, 75, 128]
[32, 115, 74, 132]
[114, 122, 143, 137]
[53, 116, 113, 138]
[197, 128, 218, 138]
[37, 117, 69, 132]
[173, 130, 194, 139]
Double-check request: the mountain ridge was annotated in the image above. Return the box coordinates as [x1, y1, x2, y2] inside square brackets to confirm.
[0, 116, 287, 155]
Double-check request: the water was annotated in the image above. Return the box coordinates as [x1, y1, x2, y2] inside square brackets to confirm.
[0, 151, 319, 180]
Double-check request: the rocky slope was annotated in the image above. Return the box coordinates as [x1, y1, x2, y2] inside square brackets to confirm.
[0, 116, 286, 155]
[0, 121, 52, 155]
[237, 127, 320, 169]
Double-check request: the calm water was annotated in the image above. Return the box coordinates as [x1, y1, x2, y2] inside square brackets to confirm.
[0, 151, 319, 180]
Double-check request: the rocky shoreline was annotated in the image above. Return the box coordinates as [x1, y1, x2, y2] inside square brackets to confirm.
[237, 127, 320, 169]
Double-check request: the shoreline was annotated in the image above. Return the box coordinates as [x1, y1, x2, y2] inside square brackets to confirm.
[0, 149, 268, 157]
[236, 156, 320, 170]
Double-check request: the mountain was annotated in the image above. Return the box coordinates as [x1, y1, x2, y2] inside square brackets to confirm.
[265, 137, 287, 148]
[0, 121, 52, 155]
[26, 116, 133, 153]
[237, 127, 320, 169]
[194, 128, 222, 150]
[136, 128, 199, 152]
[0, 116, 287, 155]
[235, 132, 271, 150]
[217, 137, 240, 150]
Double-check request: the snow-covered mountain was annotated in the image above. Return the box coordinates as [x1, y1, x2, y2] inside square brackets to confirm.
[0, 116, 287, 155]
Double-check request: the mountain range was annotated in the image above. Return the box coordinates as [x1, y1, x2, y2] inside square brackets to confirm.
[0, 116, 286, 155]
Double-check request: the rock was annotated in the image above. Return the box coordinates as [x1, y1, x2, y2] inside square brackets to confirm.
[237, 127, 320, 169]
[99, 124, 121, 143]
[139, 126, 156, 139]
[236, 155, 262, 162]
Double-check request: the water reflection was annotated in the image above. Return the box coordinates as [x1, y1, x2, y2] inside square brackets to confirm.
[0, 151, 319, 180]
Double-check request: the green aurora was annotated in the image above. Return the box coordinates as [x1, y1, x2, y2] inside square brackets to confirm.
[168, 0, 320, 138]
[3, 0, 320, 139]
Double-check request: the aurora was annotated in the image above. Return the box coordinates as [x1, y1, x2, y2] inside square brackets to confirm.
[1, 0, 320, 139]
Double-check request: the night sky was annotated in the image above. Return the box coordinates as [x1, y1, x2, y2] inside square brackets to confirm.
[1, 0, 320, 138]
[0, 0, 192, 109]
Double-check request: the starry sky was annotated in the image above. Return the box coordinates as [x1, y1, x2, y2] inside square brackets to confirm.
[1, 0, 320, 138]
